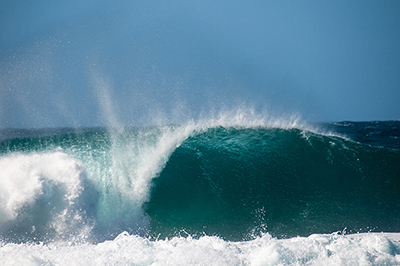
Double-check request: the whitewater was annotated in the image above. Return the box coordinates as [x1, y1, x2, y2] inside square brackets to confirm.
[0, 113, 399, 265]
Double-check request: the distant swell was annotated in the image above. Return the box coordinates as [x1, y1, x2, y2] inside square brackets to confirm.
[146, 127, 400, 240]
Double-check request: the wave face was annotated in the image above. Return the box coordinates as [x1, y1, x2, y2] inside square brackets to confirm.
[0, 120, 399, 265]
[147, 125, 400, 240]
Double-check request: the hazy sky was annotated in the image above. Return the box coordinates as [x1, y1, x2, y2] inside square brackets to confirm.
[1, 0, 399, 128]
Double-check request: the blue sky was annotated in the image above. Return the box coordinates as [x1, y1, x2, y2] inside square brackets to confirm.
[1, 0, 399, 128]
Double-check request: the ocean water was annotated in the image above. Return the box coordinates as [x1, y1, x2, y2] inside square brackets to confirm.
[0, 116, 399, 265]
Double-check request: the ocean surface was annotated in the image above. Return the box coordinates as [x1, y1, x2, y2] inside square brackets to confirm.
[0, 117, 399, 265]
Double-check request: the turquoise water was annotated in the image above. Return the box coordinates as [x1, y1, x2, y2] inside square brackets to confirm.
[0, 119, 399, 265]
[147, 126, 400, 240]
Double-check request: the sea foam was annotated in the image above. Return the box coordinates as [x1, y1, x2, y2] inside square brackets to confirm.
[0, 151, 96, 243]
[1, 232, 400, 265]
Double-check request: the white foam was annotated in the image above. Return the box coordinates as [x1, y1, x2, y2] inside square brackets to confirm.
[1, 232, 399, 266]
[0, 151, 94, 242]
[0, 152, 83, 222]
